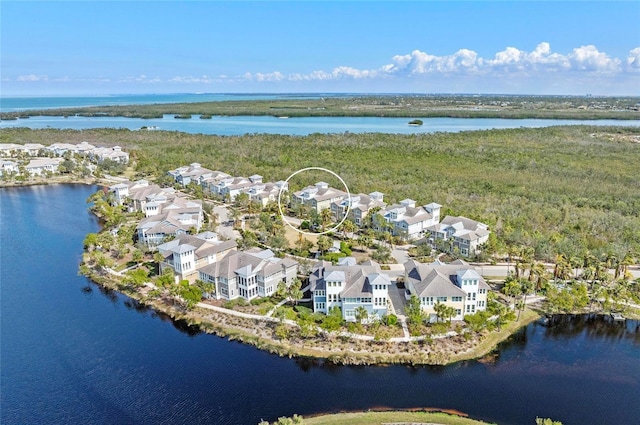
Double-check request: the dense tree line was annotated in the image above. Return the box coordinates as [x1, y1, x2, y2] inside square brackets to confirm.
[2, 125, 639, 261]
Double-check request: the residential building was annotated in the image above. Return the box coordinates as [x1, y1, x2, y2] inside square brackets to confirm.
[309, 257, 392, 322]
[157, 232, 237, 281]
[168, 163, 215, 187]
[404, 259, 490, 322]
[331, 192, 386, 226]
[292, 182, 347, 214]
[426, 215, 490, 256]
[136, 199, 203, 246]
[198, 248, 298, 301]
[24, 158, 64, 176]
[89, 146, 129, 164]
[0, 160, 19, 176]
[244, 180, 288, 207]
[375, 200, 440, 241]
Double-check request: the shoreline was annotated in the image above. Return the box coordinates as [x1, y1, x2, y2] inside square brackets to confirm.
[83, 252, 541, 367]
[301, 409, 496, 425]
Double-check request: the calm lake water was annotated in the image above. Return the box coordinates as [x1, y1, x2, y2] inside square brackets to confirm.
[1, 184, 639, 425]
[2, 114, 639, 136]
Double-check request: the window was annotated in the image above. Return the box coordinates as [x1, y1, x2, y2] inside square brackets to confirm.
[315, 302, 325, 311]
[437, 296, 447, 302]
[452, 296, 462, 302]
[315, 290, 325, 296]
[456, 309, 461, 315]
[345, 310, 355, 317]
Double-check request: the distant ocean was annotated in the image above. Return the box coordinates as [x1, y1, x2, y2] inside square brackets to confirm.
[0, 93, 357, 113]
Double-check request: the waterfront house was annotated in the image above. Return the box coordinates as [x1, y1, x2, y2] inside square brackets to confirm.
[198, 248, 298, 301]
[375, 200, 441, 241]
[404, 259, 490, 321]
[0, 160, 19, 176]
[157, 232, 237, 281]
[24, 158, 64, 176]
[309, 257, 391, 322]
[426, 215, 490, 256]
[331, 192, 386, 226]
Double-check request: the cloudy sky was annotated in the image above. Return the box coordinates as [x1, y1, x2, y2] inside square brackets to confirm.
[2, 1, 639, 96]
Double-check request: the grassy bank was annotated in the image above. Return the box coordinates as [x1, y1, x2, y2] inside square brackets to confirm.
[449, 308, 540, 363]
[303, 410, 495, 425]
[2, 95, 639, 120]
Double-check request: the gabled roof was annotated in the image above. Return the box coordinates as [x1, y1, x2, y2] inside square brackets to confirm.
[404, 259, 485, 298]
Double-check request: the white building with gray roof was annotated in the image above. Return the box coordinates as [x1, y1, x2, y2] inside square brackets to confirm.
[309, 257, 392, 322]
[157, 232, 237, 280]
[198, 248, 298, 301]
[426, 215, 490, 256]
[404, 259, 490, 321]
[375, 200, 441, 241]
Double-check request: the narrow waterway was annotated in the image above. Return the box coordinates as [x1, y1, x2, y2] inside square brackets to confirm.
[1, 184, 639, 425]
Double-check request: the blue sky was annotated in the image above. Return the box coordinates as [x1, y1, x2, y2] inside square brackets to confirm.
[2, 1, 639, 95]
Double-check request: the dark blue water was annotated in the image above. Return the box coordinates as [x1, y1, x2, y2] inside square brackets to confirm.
[1, 185, 639, 425]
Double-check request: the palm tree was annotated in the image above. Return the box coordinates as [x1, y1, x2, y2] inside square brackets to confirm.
[320, 208, 333, 232]
[433, 302, 446, 323]
[354, 306, 369, 325]
[518, 279, 534, 320]
[494, 303, 509, 331]
[341, 219, 357, 240]
[502, 276, 521, 311]
[530, 261, 547, 293]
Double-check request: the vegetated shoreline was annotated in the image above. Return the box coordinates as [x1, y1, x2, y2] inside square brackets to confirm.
[300, 409, 496, 425]
[68, 178, 539, 367]
[83, 258, 540, 367]
[1, 95, 639, 120]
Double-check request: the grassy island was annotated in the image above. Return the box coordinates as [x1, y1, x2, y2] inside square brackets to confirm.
[1, 95, 639, 120]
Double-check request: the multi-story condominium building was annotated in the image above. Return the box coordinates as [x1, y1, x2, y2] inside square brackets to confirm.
[292, 182, 347, 214]
[404, 259, 490, 322]
[198, 248, 298, 301]
[136, 199, 204, 246]
[201, 170, 233, 193]
[157, 232, 238, 281]
[244, 180, 289, 207]
[375, 200, 441, 241]
[331, 192, 386, 226]
[309, 257, 392, 322]
[426, 215, 490, 256]
[0, 160, 19, 176]
[168, 163, 216, 187]
[24, 158, 64, 175]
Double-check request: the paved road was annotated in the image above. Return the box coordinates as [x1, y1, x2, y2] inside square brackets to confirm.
[212, 204, 240, 241]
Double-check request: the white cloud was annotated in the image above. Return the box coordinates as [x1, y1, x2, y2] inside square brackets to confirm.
[17, 74, 48, 82]
[248, 42, 628, 82]
[568, 45, 620, 72]
[627, 47, 640, 71]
